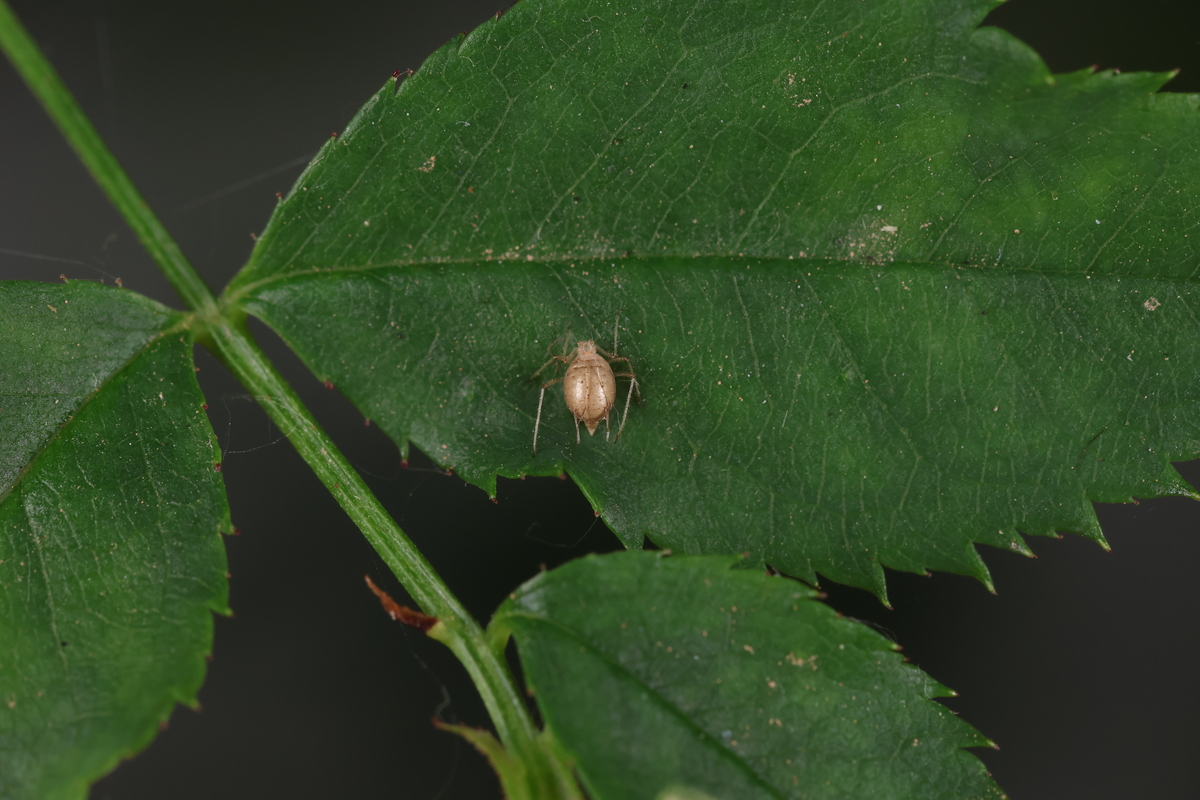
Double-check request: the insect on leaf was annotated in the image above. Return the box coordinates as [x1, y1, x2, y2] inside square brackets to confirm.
[225, 0, 1200, 600]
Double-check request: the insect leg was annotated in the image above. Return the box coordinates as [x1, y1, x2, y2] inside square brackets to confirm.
[531, 352, 571, 381]
[534, 375, 565, 455]
[614, 373, 639, 442]
[614, 370, 642, 402]
[533, 383, 547, 455]
[611, 310, 622, 356]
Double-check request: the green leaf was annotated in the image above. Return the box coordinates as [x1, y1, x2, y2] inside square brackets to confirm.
[223, 0, 1200, 598]
[492, 552, 1002, 800]
[0, 282, 229, 800]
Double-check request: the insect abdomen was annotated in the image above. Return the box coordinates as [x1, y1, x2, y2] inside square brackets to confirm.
[563, 357, 617, 434]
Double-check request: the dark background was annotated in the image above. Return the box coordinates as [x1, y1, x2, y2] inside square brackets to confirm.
[2, 1, 1199, 797]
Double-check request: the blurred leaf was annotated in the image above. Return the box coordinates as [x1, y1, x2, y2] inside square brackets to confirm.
[493, 552, 1002, 800]
[0, 282, 229, 800]
[225, 0, 1200, 597]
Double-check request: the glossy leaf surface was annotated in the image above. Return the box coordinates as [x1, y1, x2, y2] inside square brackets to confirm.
[0, 282, 229, 800]
[493, 552, 1002, 799]
[226, 0, 1200, 597]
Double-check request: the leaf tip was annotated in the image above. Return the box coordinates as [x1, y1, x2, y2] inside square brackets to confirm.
[860, 561, 890, 607]
[1076, 511, 1111, 551]
[961, 542, 995, 592]
[1006, 535, 1035, 558]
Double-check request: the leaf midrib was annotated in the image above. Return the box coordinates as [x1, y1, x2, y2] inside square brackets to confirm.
[495, 608, 790, 799]
[0, 317, 188, 507]
[221, 252, 1200, 311]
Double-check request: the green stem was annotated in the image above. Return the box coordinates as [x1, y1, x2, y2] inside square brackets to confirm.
[0, 3, 563, 794]
[209, 322, 556, 795]
[0, 0, 214, 315]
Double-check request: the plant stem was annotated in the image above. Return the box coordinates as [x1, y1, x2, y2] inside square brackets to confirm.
[209, 322, 557, 796]
[0, 3, 563, 794]
[0, 0, 215, 315]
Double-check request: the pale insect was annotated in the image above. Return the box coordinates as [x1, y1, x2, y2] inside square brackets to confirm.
[531, 312, 639, 455]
